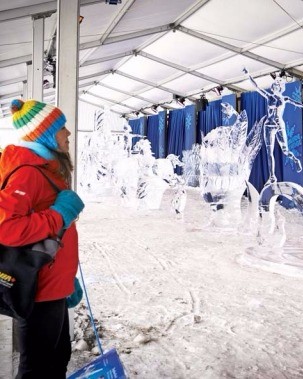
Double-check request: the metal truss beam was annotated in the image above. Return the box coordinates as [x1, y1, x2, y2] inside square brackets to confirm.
[84, 90, 138, 112]
[0, 0, 104, 22]
[177, 25, 303, 79]
[95, 82, 157, 103]
[80, 51, 134, 67]
[114, 69, 193, 99]
[137, 51, 244, 92]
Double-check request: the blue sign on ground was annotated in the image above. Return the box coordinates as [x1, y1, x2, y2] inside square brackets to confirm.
[68, 348, 128, 379]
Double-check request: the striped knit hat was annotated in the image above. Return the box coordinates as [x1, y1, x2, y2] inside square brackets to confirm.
[10, 99, 67, 150]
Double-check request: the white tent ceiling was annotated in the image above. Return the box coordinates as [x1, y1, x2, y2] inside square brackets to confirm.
[0, 0, 303, 119]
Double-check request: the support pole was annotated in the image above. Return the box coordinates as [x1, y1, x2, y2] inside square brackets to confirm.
[56, 0, 80, 190]
[26, 62, 33, 99]
[32, 16, 44, 101]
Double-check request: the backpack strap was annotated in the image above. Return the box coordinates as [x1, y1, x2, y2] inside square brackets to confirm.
[0, 164, 60, 193]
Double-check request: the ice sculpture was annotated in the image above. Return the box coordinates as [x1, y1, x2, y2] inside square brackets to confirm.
[78, 109, 177, 210]
[152, 154, 187, 216]
[199, 103, 263, 225]
[181, 144, 201, 187]
[132, 139, 168, 210]
[239, 70, 303, 275]
[110, 138, 172, 210]
[153, 154, 183, 182]
[78, 108, 132, 196]
[243, 69, 303, 234]
[171, 176, 187, 218]
[243, 67, 303, 185]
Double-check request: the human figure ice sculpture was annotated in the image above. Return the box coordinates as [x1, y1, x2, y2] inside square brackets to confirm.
[133, 139, 169, 210]
[123, 123, 133, 157]
[170, 176, 187, 218]
[243, 67, 303, 185]
[182, 144, 201, 187]
[78, 108, 133, 196]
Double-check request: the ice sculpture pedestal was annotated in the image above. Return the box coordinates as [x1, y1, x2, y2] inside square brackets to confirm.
[240, 181, 303, 278]
[201, 175, 246, 229]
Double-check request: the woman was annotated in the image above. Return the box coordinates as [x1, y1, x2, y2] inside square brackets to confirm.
[243, 67, 303, 185]
[0, 98, 85, 378]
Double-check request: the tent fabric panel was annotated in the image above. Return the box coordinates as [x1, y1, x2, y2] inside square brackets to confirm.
[119, 56, 179, 82]
[144, 30, 229, 68]
[113, 0, 197, 34]
[183, 0, 299, 47]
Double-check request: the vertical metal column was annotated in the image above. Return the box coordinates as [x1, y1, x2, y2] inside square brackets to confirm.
[22, 81, 27, 100]
[26, 62, 33, 99]
[56, 0, 80, 190]
[32, 16, 44, 101]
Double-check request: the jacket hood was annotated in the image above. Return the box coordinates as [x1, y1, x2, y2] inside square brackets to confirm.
[0, 144, 60, 184]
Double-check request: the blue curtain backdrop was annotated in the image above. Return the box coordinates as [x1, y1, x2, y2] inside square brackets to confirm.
[129, 117, 147, 147]
[167, 105, 196, 174]
[167, 109, 185, 154]
[197, 99, 222, 144]
[147, 114, 159, 158]
[146, 110, 167, 158]
[128, 84, 302, 191]
[281, 81, 303, 185]
[158, 111, 167, 158]
[241, 80, 303, 192]
[241, 91, 272, 192]
[222, 94, 237, 126]
[167, 109, 185, 174]
[184, 105, 196, 150]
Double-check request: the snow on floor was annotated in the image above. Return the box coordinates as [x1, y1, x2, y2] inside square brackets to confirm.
[67, 188, 303, 379]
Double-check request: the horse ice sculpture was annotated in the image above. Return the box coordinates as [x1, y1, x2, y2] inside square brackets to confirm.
[153, 154, 183, 182]
[112, 139, 179, 210]
[134, 144, 187, 211]
[78, 108, 185, 210]
[199, 103, 263, 224]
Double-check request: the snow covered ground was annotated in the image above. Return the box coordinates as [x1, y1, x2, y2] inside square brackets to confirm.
[67, 187, 303, 379]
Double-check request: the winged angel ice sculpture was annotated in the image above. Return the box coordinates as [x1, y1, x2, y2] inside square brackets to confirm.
[199, 103, 263, 225]
[243, 69, 303, 249]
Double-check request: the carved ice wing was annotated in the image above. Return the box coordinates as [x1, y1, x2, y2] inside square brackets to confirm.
[241, 116, 264, 168]
[229, 110, 248, 150]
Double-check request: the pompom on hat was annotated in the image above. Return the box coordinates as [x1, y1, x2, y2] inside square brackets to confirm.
[10, 99, 67, 150]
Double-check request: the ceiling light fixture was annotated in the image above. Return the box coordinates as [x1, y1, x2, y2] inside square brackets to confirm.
[173, 94, 186, 107]
[151, 104, 158, 113]
[270, 72, 277, 80]
[213, 85, 224, 96]
[279, 69, 286, 78]
[105, 0, 122, 4]
[197, 94, 209, 112]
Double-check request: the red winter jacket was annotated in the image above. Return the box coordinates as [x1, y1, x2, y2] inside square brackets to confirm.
[0, 145, 79, 301]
